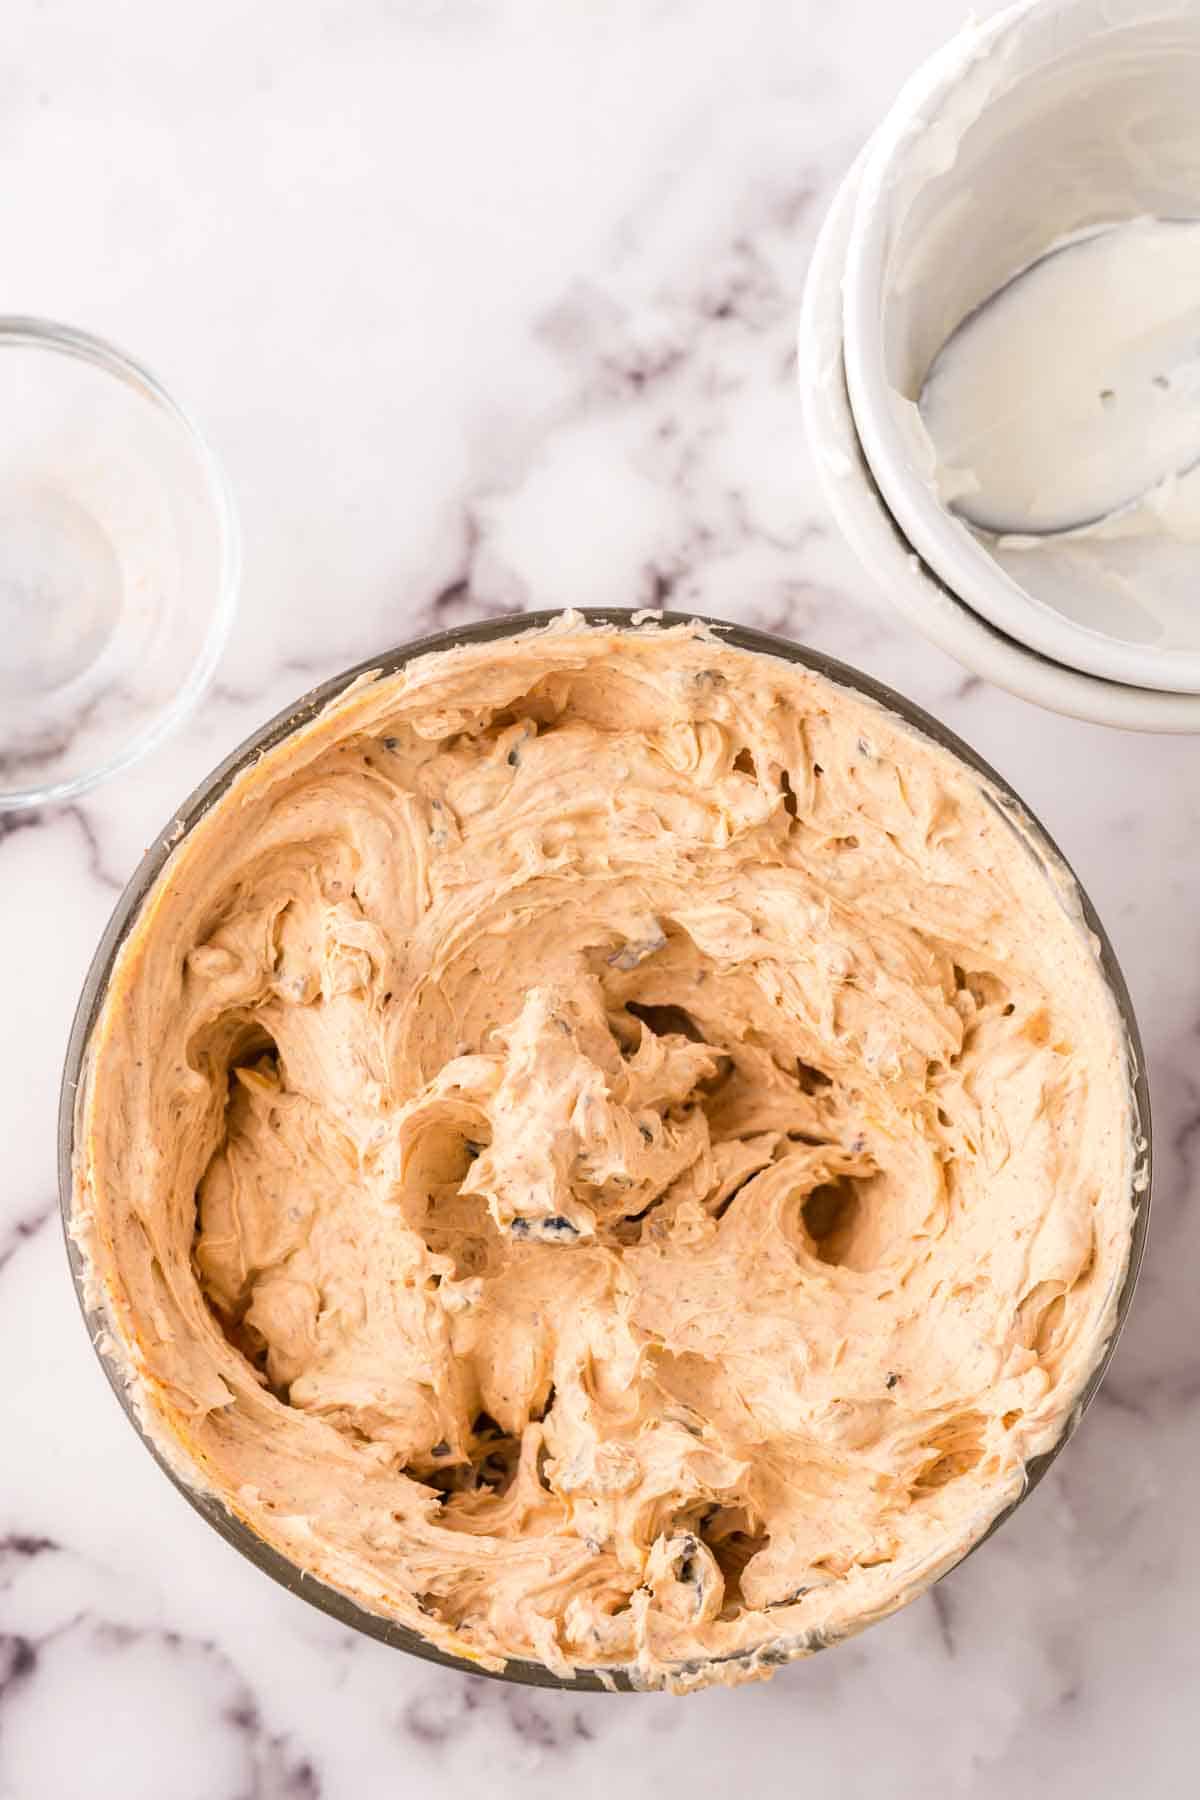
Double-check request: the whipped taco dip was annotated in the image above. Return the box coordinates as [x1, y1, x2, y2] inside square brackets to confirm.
[68, 614, 1142, 1690]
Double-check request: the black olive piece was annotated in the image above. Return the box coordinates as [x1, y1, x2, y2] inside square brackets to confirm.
[766, 1586, 811, 1609]
[509, 1213, 579, 1243]
[542, 1215, 580, 1239]
[531, 1384, 556, 1423]
[674, 1532, 703, 1591]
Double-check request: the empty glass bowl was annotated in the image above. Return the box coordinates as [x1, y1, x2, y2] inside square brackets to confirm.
[0, 317, 240, 809]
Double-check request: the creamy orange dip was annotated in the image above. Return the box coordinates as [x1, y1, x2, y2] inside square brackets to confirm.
[73, 616, 1134, 1689]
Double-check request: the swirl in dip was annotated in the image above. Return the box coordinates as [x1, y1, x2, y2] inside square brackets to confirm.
[73, 616, 1135, 1689]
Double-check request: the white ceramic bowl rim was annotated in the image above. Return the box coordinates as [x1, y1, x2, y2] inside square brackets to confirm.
[798, 151, 1200, 732]
[840, 0, 1200, 696]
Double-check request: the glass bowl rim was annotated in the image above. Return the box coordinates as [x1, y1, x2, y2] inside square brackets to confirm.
[0, 313, 241, 811]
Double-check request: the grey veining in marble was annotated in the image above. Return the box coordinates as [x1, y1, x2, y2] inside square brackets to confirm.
[2, 2, 1196, 1796]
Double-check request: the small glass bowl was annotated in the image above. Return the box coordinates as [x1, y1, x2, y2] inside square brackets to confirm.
[0, 317, 240, 810]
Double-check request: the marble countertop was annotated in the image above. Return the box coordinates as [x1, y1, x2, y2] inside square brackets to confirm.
[2, 2, 1194, 1794]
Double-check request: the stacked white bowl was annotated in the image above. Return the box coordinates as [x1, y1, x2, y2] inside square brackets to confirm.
[799, 0, 1200, 732]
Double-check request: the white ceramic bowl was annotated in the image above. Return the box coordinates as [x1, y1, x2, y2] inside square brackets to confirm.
[838, 0, 1200, 699]
[799, 151, 1200, 731]
[0, 318, 240, 809]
